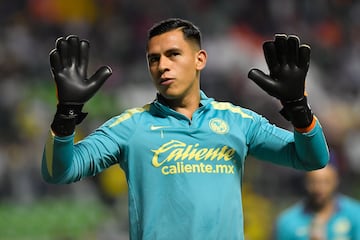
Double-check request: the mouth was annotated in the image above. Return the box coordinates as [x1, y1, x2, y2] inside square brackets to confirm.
[159, 78, 174, 86]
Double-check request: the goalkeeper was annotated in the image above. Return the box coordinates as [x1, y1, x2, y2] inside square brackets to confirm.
[42, 18, 329, 240]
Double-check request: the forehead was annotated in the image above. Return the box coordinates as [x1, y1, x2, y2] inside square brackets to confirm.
[147, 29, 193, 53]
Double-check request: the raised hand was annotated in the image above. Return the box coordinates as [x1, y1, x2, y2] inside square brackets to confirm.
[248, 34, 313, 129]
[248, 34, 310, 102]
[50, 35, 112, 104]
[49, 35, 112, 136]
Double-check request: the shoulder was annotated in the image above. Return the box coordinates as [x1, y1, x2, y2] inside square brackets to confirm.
[207, 100, 261, 120]
[275, 202, 308, 239]
[103, 104, 151, 128]
[277, 202, 305, 224]
[338, 195, 360, 211]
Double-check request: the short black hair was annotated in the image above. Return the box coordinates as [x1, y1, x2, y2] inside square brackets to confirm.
[147, 18, 202, 48]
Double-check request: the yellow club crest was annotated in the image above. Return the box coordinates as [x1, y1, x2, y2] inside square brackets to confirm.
[209, 118, 229, 134]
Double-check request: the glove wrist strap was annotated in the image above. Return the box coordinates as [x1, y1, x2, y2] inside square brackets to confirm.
[280, 96, 313, 129]
[51, 104, 87, 136]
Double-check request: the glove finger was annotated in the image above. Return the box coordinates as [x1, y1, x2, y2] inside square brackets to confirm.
[87, 66, 112, 93]
[56, 37, 71, 68]
[274, 34, 288, 66]
[248, 68, 277, 97]
[79, 40, 90, 77]
[66, 35, 80, 66]
[298, 44, 311, 72]
[263, 41, 280, 74]
[49, 49, 63, 74]
[287, 35, 300, 67]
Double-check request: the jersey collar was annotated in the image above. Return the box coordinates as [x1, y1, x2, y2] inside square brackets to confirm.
[151, 90, 213, 118]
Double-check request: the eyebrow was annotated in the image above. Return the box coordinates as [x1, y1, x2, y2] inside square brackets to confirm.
[147, 53, 159, 60]
[147, 47, 182, 59]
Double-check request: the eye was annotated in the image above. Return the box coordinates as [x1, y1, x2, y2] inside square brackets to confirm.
[166, 49, 181, 58]
[170, 52, 180, 57]
[148, 55, 159, 64]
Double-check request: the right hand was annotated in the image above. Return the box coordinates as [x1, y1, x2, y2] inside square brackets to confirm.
[49, 35, 112, 105]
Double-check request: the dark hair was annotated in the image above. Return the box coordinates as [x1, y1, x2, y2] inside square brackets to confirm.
[147, 18, 202, 48]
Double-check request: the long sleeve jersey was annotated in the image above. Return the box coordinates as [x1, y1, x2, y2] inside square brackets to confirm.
[275, 195, 360, 240]
[42, 91, 329, 240]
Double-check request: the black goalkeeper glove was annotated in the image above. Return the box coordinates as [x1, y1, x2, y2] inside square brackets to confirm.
[248, 34, 313, 129]
[49, 35, 112, 136]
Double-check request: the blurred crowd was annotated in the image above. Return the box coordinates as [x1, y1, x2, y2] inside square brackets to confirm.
[1, 0, 360, 238]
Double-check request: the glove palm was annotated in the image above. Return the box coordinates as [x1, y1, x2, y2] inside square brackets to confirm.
[49, 35, 112, 136]
[50, 35, 112, 104]
[248, 34, 313, 129]
[248, 34, 310, 102]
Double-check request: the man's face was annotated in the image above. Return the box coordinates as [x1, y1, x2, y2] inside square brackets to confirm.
[305, 165, 338, 210]
[146, 29, 206, 100]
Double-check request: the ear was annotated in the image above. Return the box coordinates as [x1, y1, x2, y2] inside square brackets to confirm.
[195, 50, 207, 70]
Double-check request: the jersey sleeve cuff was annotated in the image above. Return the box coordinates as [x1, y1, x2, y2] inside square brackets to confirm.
[294, 116, 317, 133]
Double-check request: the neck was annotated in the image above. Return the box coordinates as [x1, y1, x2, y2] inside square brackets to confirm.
[316, 199, 336, 221]
[158, 93, 201, 119]
[306, 197, 336, 222]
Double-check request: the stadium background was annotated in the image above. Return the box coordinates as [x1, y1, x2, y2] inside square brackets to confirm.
[0, 0, 360, 239]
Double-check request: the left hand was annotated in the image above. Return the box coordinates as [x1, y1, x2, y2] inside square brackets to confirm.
[248, 34, 310, 102]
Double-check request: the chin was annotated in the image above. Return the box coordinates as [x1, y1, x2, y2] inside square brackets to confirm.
[159, 91, 180, 100]
[308, 197, 329, 210]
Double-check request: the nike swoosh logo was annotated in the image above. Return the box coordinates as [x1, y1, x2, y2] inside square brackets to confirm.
[150, 125, 170, 130]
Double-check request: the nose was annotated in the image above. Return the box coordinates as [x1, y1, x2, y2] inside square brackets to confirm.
[158, 56, 170, 73]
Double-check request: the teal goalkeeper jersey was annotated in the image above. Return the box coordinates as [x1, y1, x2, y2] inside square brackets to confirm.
[275, 195, 360, 240]
[42, 91, 329, 240]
